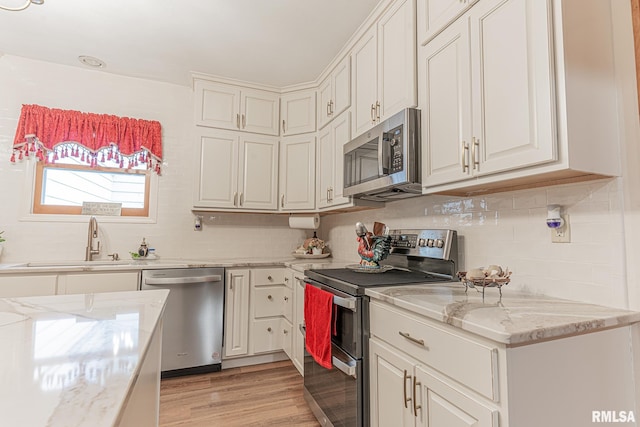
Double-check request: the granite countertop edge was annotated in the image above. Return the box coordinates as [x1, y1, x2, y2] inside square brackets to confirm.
[365, 284, 640, 346]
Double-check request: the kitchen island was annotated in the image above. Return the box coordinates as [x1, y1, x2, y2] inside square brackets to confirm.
[0, 289, 169, 427]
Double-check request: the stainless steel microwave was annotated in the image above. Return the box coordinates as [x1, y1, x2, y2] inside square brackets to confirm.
[343, 108, 421, 202]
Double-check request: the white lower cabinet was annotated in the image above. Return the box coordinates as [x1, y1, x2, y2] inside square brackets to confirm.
[58, 271, 140, 295]
[289, 269, 306, 375]
[0, 274, 57, 297]
[224, 267, 292, 360]
[370, 300, 638, 427]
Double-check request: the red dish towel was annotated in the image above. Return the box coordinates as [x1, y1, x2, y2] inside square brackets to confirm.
[304, 284, 334, 369]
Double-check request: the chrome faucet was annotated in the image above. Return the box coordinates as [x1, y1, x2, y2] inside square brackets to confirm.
[85, 216, 100, 261]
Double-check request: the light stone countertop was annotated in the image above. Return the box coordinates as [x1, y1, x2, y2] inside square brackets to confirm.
[0, 289, 169, 427]
[366, 283, 640, 346]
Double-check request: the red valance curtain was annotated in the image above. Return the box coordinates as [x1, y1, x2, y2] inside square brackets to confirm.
[10, 104, 163, 174]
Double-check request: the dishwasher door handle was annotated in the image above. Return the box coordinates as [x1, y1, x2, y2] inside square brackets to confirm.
[143, 275, 222, 285]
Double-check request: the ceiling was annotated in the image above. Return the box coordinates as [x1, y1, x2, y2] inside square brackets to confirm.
[0, 0, 380, 88]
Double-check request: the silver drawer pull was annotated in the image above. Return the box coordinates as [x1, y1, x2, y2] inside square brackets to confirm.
[267, 327, 272, 332]
[267, 295, 273, 300]
[333, 356, 357, 378]
[399, 331, 425, 347]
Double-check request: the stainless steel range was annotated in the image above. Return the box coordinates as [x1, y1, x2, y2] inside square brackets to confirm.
[303, 228, 459, 427]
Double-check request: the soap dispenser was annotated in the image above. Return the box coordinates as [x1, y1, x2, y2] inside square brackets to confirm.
[138, 238, 149, 258]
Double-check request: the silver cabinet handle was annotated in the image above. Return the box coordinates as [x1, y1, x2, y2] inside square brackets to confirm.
[233, 192, 238, 206]
[370, 103, 376, 123]
[282, 119, 286, 133]
[236, 113, 240, 129]
[267, 327, 272, 332]
[461, 141, 469, 173]
[333, 356, 357, 378]
[327, 101, 331, 117]
[268, 275, 273, 281]
[472, 137, 480, 170]
[267, 294, 273, 300]
[399, 331, 425, 346]
[413, 376, 422, 417]
[239, 192, 244, 206]
[375, 101, 380, 121]
[242, 114, 246, 129]
[329, 100, 334, 115]
[284, 296, 289, 301]
[403, 370, 412, 408]
[283, 329, 289, 334]
[281, 194, 285, 208]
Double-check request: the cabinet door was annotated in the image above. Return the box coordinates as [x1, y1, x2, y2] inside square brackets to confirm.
[378, 0, 417, 121]
[238, 135, 279, 210]
[415, 365, 498, 427]
[279, 135, 316, 210]
[420, 17, 473, 187]
[469, 0, 555, 176]
[352, 25, 379, 138]
[370, 338, 416, 427]
[59, 272, 139, 294]
[316, 125, 333, 209]
[240, 88, 280, 135]
[317, 76, 333, 130]
[281, 318, 293, 360]
[292, 274, 305, 375]
[330, 110, 352, 205]
[224, 269, 250, 358]
[281, 90, 316, 135]
[332, 55, 351, 118]
[194, 80, 241, 130]
[417, 0, 477, 45]
[0, 275, 57, 297]
[194, 131, 239, 208]
[251, 318, 282, 353]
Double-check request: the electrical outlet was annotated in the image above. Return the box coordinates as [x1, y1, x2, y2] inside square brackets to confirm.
[551, 215, 570, 243]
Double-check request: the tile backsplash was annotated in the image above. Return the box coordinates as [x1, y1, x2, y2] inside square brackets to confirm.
[322, 178, 629, 309]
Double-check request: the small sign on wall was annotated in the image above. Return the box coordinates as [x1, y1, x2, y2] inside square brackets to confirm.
[81, 202, 122, 216]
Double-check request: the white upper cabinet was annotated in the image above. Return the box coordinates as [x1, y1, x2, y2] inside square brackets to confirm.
[317, 110, 352, 209]
[194, 129, 279, 211]
[420, 0, 621, 194]
[195, 79, 280, 136]
[279, 134, 316, 210]
[352, 0, 417, 138]
[318, 56, 351, 130]
[417, 0, 478, 45]
[280, 89, 316, 136]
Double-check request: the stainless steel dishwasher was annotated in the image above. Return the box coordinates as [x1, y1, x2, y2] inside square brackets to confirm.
[141, 267, 224, 377]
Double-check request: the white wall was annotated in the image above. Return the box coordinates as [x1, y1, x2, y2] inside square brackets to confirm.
[0, 55, 308, 263]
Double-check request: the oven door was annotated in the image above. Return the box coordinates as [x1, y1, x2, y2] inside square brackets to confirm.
[304, 278, 362, 359]
[304, 343, 363, 427]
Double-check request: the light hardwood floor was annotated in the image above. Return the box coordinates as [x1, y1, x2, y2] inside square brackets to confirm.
[159, 360, 320, 426]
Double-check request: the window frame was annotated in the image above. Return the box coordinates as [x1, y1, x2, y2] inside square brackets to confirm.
[33, 161, 151, 217]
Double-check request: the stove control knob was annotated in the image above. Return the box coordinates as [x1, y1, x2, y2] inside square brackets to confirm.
[418, 238, 426, 247]
[427, 239, 434, 247]
[435, 239, 445, 248]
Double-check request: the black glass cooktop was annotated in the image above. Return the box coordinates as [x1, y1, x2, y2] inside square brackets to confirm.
[305, 267, 455, 295]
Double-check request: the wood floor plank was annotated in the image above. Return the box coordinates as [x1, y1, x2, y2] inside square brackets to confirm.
[160, 360, 320, 426]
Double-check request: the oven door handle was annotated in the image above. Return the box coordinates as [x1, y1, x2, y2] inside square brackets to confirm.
[333, 295, 356, 311]
[333, 356, 357, 378]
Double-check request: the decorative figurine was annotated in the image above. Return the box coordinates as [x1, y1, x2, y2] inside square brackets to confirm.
[355, 222, 391, 267]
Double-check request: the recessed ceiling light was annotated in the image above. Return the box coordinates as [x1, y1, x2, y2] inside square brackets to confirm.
[78, 55, 106, 68]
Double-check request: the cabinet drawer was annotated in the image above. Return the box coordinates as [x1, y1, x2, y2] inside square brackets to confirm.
[253, 286, 286, 318]
[370, 301, 499, 401]
[251, 318, 283, 353]
[251, 268, 286, 286]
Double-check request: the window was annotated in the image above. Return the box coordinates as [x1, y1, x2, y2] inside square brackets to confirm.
[33, 144, 150, 216]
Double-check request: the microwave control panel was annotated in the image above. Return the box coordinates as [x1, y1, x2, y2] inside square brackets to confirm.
[385, 125, 403, 174]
